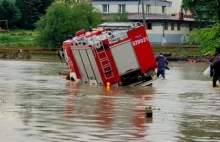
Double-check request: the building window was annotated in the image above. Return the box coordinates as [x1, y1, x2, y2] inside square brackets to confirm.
[102, 4, 109, 13]
[146, 5, 150, 13]
[162, 6, 166, 14]
[177, 23, 181, 31]
[171, 23, 174, 31]
[164, 23, 168, 30]
[118, 4, 126, 13]
[147, 23, 152, 30]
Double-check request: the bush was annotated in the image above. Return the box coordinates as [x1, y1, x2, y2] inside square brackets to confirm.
[35, 2, 102, 48]
[189, 23, 220, 54]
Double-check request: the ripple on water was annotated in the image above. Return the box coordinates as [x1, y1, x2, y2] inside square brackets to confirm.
[0, 61, 220, 142]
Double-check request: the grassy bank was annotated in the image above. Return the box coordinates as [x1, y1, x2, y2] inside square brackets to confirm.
[0, 29, 38, 48]
[0, 29, 202, 61]
[152, 45, 201, 57]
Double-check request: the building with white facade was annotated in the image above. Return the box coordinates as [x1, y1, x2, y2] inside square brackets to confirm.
[92, 0, 195, 44]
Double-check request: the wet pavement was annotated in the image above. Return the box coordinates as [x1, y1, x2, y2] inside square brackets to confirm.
[0, 60, 220, 142]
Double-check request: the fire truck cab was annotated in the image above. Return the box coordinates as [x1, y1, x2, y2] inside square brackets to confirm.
[62, 22, 157, 86]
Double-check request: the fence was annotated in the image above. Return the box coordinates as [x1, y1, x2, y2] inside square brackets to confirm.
[0, 45, 200, 59]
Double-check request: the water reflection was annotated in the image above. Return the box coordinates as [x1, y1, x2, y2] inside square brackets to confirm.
[130, 89, 153, 139]
[95, 87, 119, 128]
[61, 84, 156, 141]
[64, 81, 79, 119]
[1, 60, 220, 142]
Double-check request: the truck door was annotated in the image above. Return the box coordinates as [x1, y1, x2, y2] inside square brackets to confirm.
[110, 40, 139, 75]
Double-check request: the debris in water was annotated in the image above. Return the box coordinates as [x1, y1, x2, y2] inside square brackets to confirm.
[144, 106, 153, 118]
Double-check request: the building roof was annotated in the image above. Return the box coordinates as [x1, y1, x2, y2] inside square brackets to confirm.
[103, 13, 195, 22]
[127, 13, 195, 22]
[98, 22, 134, 27]
[98, 22, 143, 30]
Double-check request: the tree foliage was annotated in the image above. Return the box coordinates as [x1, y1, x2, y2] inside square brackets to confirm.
[104, 12, 128, 22]
[181, 0, 196, 10]
[15, 0, 54, 29]
[56, 0, 75, 3]
[181, 0, 220, 24]
[189, 23, 220, 54]
[55, 0, 87, 4]
[35, 2, 102, 48]
[40, 0, 55, 14]
[183, 0, 220, 54]
[0, 0, 21, 27]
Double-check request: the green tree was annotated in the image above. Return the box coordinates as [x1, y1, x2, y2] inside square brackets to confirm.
[104, 15, 118, 22]
[40, 0, 54, 14]
[0, 0, 21, 27]
[56, 0, 74, 3]
[189, 23, 220, 54]
[181, 0, 220, 25]
[0, 2, 7, 19]
[181, 0, 196, 10]
[117, 12, 128, 22]
[15, 0, 55, 29]
[55, 0, 87, 3]
[104, 12, 128, 22]
[16, 0, 41, 29]
[35, 2, 102, 48]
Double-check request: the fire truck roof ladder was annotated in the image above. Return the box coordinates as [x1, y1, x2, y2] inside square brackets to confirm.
[93, 41, 114, 80]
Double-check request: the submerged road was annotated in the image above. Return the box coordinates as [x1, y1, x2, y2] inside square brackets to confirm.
[0, 60, 219, 142]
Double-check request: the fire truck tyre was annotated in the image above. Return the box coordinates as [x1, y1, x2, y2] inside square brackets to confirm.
[70, 77, 75, 81]
[138, 75, 143, 81]
[145, 76, 152, 81]
[118, 82, 123, 86]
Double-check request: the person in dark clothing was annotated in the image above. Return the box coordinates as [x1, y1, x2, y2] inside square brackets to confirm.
[156, 53, 168, 79]
[68, 34, 73, 40]
[210, 55, 220, 87]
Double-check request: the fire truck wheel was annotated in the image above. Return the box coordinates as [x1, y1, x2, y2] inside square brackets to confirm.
[145, 76, 152, 81]
[70, 77, 75, 81]
[138, 75, 143, 81]
[118, 82, 123, 86]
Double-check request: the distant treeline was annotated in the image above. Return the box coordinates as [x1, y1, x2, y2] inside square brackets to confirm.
[0, 0, 54, 29]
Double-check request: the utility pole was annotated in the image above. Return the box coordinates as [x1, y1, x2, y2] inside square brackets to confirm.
[141, 0, 147, 29]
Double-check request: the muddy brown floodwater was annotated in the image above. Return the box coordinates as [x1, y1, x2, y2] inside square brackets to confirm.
[0, 60, 220, 142]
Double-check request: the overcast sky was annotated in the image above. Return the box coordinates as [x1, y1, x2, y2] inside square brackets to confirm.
[170, 0, 182, 13]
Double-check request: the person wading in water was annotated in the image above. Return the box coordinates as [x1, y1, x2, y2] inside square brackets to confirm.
[210, 54, 220, 87]
[156, 53, 168, 80]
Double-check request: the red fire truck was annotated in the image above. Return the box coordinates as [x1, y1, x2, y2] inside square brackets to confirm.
[61, 23, 157, 86]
